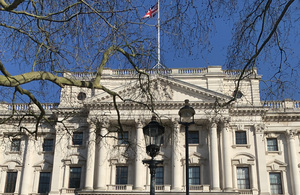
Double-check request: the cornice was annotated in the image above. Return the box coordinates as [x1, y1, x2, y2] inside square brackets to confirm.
[263, 113, 300, 122]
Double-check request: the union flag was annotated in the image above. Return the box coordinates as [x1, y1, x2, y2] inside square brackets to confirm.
[142, 2, 158, 19]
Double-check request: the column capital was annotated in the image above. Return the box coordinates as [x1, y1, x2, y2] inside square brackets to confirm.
[135, 118, 145, 128]
[171, 118, 180, 127]
[254, 124, 265, 134]
[286, 129, 298, 139]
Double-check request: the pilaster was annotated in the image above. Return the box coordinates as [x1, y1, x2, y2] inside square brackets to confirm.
[171, 118, 182, 191]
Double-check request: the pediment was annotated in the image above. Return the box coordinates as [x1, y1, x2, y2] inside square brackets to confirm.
[87, 75, 232, 104]
[266, 160, 287, 171]
[33, 160, 53, 170]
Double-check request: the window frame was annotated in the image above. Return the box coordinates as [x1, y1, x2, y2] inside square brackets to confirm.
[117, 131, 129, 145]
[235, 131, 247, 145]
[69, 167, 82, 189]
[188, 131, 199, 144]
[11, 139, 21, 152]
[72, 132, 83, 146]
[267, 138, 278, 152]
[38, 172, 51, 193]
[116, 166, 128, 185]
[155, 166, 164, 185]
[188, 166, 200, 185]
[43, 139, 54, 152]
[237, 167, 250, 189]
[269, 172, 283, 194]
[5, 172, 17, 193]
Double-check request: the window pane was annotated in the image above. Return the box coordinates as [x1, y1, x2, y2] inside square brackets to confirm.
[118, 132, 129, 144]
[189, 166, 200, 185]
[69, 167, 81, 188]
[11, 139, 21, 151]
[237, 167, 250, 189]
[155, 167, 164, 185]
[5, 172, 17, 193]
[270, 173, 282, 194]
[267, 138, 278, 151]
[236, 131, 247, 144]
[38, 172, 51, 193]
[43, 139, 54, 151]
[72, 133, 83, 145]
[116, 166, 128, 184]
[188, 131, 199, 144]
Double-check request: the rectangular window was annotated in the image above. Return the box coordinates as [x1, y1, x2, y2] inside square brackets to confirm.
[116, 166, 128, 184]
[267, 138, 278, 151]
[43, 139, 54, 152]
[188, 131, 199, 144]
[38, 172, 51, 193]
[69, 167, 81, 188]
[269, 173, 282, 194]
[118, 131, 129, 145]
[236, 131, 247, 144]
[11, 139, 21, 151]
[72, 132, 83, 145]
[189, 166, 200, 185]
[237, 167, 250, 189]
[155, 167, 164, 185]
[5, 172, 17, 193]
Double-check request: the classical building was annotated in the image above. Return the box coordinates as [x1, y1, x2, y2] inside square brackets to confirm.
[0, 66, 299, 195]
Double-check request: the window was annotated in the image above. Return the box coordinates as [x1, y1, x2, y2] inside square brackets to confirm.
[188, 131, 199, 144]
[69, 167, 81, 188]
[118, 131, 128, 145]
[72, 132, 83, 145]
[155, 167, 164, 185]
[11, 139, 21, 151]
[116, 166, 128, 184]
[235, 131, 247, 144]
[189, 166, 200, 185]
[267, 138, 278, 151]
[269, 173, 282, 194]
[43, 139, 54, 152]
[5, 172, 17, 193]
[237, 167, 250, 189]
[77, 92, 86, 100]
[38, 172, 51, 193]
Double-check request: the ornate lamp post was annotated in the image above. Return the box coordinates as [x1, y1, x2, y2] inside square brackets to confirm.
[142, 115, 165, 195]
[178, 99, 195, 195]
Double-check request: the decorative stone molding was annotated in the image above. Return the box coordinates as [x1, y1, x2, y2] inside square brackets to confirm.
[286, 129, 298, 139]
[254, 124, 265, 134]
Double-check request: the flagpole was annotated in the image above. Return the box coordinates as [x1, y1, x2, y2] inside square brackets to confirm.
[157, 0, 161, 67]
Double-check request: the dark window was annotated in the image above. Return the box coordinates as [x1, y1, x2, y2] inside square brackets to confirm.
[236, 131, 247, 144]
[269, 173, 282, 194]
[11, 139, 21, 151]
[267, 138, 278, 151]
[116, 166, 128, 184]
[155, 167, 164, 185]
[77, 92, 86, 100]
[72, 132, 83, 145]
[188, 131, 199, 144]
[118, 131, 129, 145]
[237, 167, 250, 189]
[38, 172, 51, 193]
[43, 139, 54, 152]
[69, 167, 81, 188]
[189, 166, 200, 185]
[5, 172, 17, 193]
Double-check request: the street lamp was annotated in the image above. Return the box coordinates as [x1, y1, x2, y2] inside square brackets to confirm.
[142, 115, 165, 195]
[178, 99, 195, 195]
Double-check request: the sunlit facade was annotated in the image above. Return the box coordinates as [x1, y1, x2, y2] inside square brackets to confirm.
[0, 66, 299, 195]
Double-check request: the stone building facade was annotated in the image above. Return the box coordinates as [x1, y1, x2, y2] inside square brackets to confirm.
[0, 66, 299, 195]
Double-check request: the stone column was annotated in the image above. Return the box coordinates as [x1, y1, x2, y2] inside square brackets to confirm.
[286, 129, 300, 195]
[50, 124, 66, 195]
[221, 120, 233, 191]
[134, 119, 145, 190]
[0, 168, 7, 193]
[209, 120, 220, 190]
[172, 119, 182, 191]
[62, 161, 70, 189]
[95, 119, 109, 190]
[20, 136, 34, 195]
[84, 120, 96, 190]
[254, 124, 269, 195]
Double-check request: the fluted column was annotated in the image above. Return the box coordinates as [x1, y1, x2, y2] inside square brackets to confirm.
[209, 120, 220, 190]
[20, 135, 34, 195]
[172, 119, 182, 191]
[254, 124, 269, 194]
[84, 120, 97, 190]
[95, 118, 109, 190]
[134, 119, 145, 190]
[286, 129, 300, 195]
[221, 120, 233, 191]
